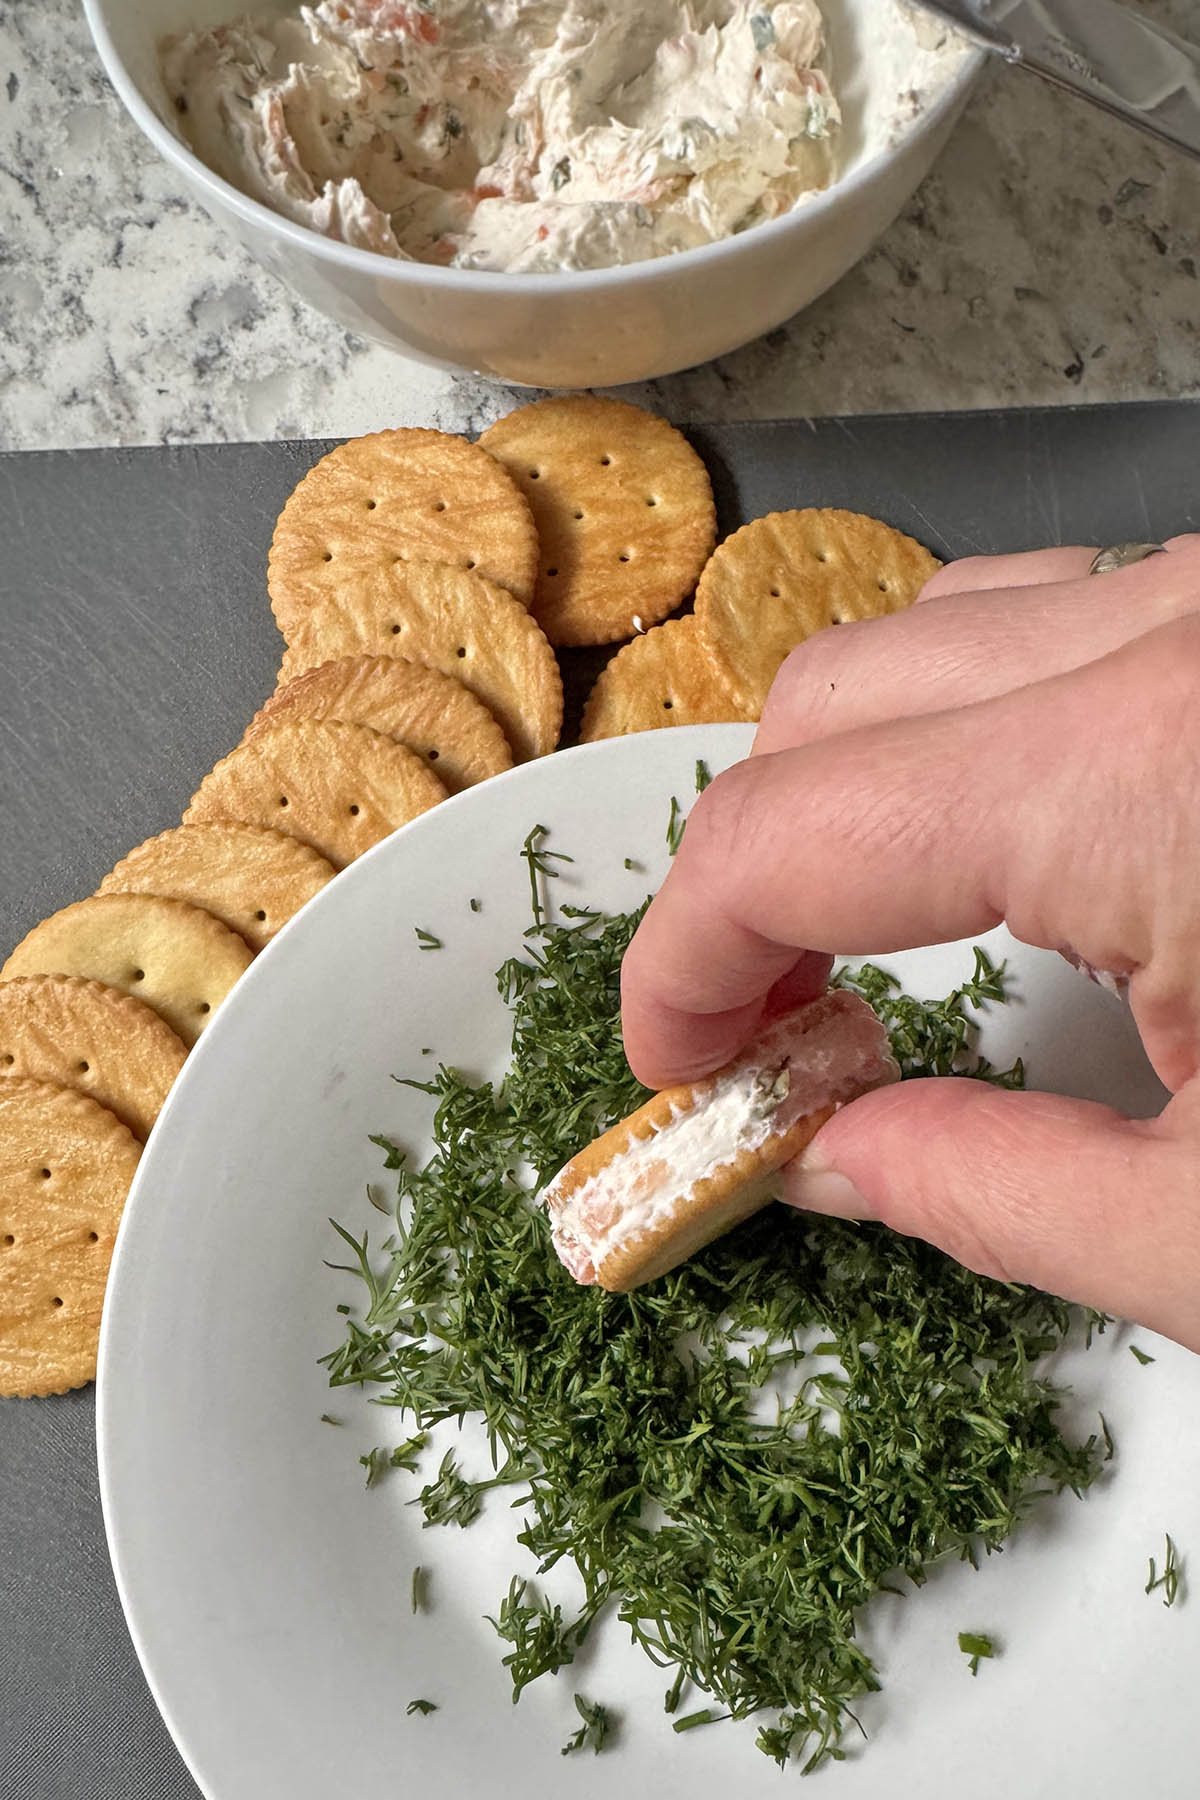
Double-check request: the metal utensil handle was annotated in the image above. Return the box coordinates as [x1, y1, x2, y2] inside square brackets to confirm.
[913, 0, 1200, 162]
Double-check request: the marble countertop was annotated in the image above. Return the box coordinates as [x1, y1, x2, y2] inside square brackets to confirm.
[2, 1, 1199, 452]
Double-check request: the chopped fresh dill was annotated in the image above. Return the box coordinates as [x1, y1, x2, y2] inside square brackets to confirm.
[694, 758, 712, 794]
[414, 927, 442, 951]
[673, 1709, 724, 1732]
[1130, 1345, 1156, 1365]
[487, 1577, 581, 1700]
[1146, 1535, 1182, 1607]
[470, 898, 481, 913]
[665, 795, 685, 855]
[419, 1447, 535, 1530]
[757, 1713, 845, 1772]
[411, 1565, 428, 1614]
[406, 1698, 438, 1716]
[359, 1446, 392, 1489]
[957, 1631, 997, 1675]
[322, 835, 1104, 1772]
[1084, 1311, 1111, 1350]
[360, 1432, 426, 1488]
[366, 1181, 391, 1215]
[521, 824, 574, 934]
[318, 1413, 342, 1427]
[561, 1694, 614, 1755]
[832, 951, 1024, 1087]
[418, 1448, 484, 1527]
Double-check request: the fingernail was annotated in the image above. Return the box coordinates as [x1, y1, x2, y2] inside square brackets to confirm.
[785, 1144, 870, 1220]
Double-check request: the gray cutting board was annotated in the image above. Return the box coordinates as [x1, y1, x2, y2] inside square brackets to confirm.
[0, 402, 1197, 1800]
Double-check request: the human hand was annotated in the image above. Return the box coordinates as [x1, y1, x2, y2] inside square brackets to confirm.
[620, 539, 1200, 1350]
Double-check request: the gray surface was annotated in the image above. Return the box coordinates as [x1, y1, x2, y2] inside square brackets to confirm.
[0, 404, 1197, 1800]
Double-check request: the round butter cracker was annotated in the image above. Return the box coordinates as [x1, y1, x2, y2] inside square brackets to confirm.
[184, 719, 447, 871]
[579, 617, 749, 741]
[0, 1078, 141, 1397]
[247, 654, 513, 794]
[276, 561, 562, 763]
[268, 428, 539, 643]
[479, 395, 716, 647]
[100, 821, 336, 953]
[0, 975, 187, 1143]
[1, 894, 254, 1049]
[694, 509, 942, 715]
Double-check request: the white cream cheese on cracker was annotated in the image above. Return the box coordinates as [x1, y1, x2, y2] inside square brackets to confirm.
[545, 990, 897, 1287]
[548, 1066, 788, 1283]
[160, 1, 841, 271]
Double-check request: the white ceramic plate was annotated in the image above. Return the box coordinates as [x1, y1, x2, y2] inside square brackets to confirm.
[98, 726, 1200, 1800]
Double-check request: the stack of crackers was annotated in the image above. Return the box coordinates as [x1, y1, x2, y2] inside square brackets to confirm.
[0, 394, 938, 1398]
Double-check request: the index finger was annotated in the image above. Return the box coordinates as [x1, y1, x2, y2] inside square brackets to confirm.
[621, 705, 1011, 1088]
[621, 612, 1138, 1088]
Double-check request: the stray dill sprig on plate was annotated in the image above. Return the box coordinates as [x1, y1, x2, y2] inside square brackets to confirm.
[957, 1631, 997, 1676]
[520, 823, 574, 935]
[322, 830, 1104, 1773]
[1146, 1534, 1182, 1607]
[411, 1565, 427, 1615]
[357, 1431, 426, 1488]
[561, 1694, 614, 1755]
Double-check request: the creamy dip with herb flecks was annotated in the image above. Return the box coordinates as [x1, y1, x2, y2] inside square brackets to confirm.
[160, 1, 842, 271]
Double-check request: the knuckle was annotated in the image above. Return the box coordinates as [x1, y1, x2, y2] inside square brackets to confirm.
[682, 759, 759, 866]
[679, 759, 785, 918]
[1106, 618, 1200, 756]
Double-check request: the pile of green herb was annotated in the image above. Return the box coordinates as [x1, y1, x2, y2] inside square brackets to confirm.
[322, 833, 1104, 1773]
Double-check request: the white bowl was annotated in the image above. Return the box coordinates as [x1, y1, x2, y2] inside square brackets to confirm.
[84, 2, 982, 387]
[98, 726, 1194, 1800]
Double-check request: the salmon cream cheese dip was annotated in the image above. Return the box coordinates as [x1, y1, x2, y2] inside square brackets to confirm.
[160, 1, 842, 271]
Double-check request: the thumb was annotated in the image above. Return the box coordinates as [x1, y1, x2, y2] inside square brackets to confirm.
[783, 1078, 1200, 1353]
